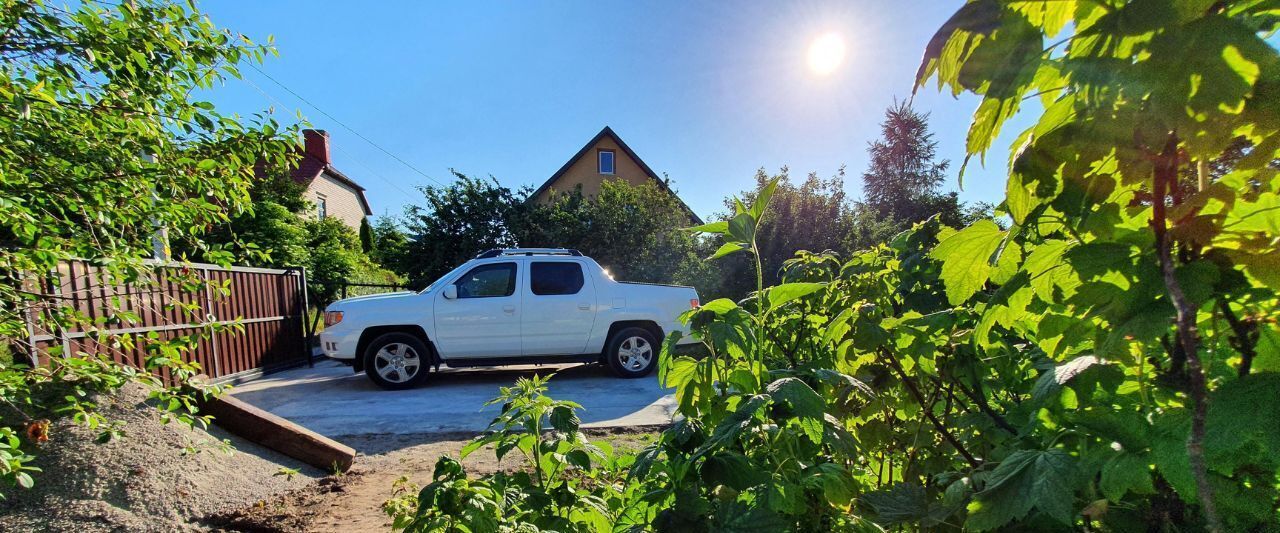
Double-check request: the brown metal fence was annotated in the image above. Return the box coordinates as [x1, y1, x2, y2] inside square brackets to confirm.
[23, 260, 312, 382]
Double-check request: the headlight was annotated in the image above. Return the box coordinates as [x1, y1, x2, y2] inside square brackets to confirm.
[324, 311, 344, 327]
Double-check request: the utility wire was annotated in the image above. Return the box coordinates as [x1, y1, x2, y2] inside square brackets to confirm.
[244, 62, 448, 189]
[239, 74, 419, 198]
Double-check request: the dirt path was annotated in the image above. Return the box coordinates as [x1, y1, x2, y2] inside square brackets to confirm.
[207, 429, 659, 532]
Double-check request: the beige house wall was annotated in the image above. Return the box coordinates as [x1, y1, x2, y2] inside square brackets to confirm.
[305, 171, 367, 229]
[534, 136, 653, 203]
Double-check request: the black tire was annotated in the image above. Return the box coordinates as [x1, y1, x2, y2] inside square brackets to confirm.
[605, 327, 659, 378]
[363, 332, 432, 390]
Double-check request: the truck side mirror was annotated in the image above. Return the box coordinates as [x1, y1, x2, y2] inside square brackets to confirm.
[443, 285, 458, 300]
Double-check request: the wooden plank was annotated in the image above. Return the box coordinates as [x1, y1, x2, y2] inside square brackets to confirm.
[200, 392, 355, 472]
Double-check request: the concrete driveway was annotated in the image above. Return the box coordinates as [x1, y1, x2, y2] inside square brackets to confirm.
[228, 360, 677, 439]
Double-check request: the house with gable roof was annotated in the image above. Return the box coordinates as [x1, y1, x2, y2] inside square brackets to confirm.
[260, 129, 373, 230]
[530, 126, 702, 224]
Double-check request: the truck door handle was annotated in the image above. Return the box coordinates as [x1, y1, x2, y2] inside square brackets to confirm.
[578, 302, 591, 310]
[503, 305, 515, 314]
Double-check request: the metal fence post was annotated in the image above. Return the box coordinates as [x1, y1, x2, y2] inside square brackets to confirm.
[19, 269, 40, 368]
[202, 267, 222, 378]
[294, 267, 315, 368]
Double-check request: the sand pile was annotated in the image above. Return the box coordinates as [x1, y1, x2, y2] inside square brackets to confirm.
[0, 382, 321, 532]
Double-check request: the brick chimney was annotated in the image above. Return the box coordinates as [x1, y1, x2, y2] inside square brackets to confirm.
[303, 129, 330, 164]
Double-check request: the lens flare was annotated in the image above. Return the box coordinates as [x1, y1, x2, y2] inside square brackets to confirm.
[808, 32, 846, 76]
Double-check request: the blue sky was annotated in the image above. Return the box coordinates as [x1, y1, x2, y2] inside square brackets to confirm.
[201, 1, 1035, 221]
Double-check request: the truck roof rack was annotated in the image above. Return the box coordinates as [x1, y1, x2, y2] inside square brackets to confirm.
[474, 248, 582, 259]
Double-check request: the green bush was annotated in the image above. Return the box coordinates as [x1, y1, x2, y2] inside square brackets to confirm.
[397, 174, 710, 293]
[385, 376, 637, 532]
[394, 2, 1280, 529]
[516, 179, 706, 287]
[0, 0, 293, 498]
[303, 218, 402, 306]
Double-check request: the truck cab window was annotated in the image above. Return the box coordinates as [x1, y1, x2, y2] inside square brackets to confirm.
[531, 262, 584, 295]
[456, 262, 516, 298]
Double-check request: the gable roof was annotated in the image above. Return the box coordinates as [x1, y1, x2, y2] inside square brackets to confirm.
[531, 126, 703, 224]
[289, 152, 373, 216]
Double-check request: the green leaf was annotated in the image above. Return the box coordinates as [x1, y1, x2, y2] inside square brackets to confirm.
[1225, 191, 1280, 234]
[1100, 452, 1154, 502]
[686, 220, 729, 234]
[851, 314, 890, 352]
[813, 368, 875, 399]
[1173, 260, 1219, 309]
[712, 497, 789, 532]
[764, 282, 826, 308]
[696, 298, 739, 315]
[661, 356, 699, 390]
[460, 435, 494, 458]
[696, 395, 769, 458]
[1024, 239, 1076, 301]
[710, 242, 747, 260]
[966, 449, 1078, 530]
[700, 451, 767, 490]
[431, 455, 465, 481]
[749, 176, 781, 222]
[1254, 326, 1280, 373]
[862, 482, 934, 525]
[805, 463, 856, 506]
[1031, 355, 1122, 405]
[549, 405, 580, 433]
[914, 0, 1003, 91]
[990, 237, 1022, 285]
[1204, 372, 1280, 472]
[727, 212, 756, 243]
[1151, 410, 1196, 501]
[930, 220, 1007, 305]
[565, 449, 592, 469]
[765, 377, 825, 443]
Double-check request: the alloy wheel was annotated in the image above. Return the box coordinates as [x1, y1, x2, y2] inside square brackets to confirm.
[373, 342, 421, 383]
[617, 336, 653, 371]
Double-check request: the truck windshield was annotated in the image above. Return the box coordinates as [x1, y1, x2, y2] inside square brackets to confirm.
[420, 263, 468, 294]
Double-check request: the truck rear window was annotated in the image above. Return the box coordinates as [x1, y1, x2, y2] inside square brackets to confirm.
[531, 262, 584, 296]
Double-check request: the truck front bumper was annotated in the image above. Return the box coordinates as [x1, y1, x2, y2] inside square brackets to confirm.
[319, 327, 360, 361]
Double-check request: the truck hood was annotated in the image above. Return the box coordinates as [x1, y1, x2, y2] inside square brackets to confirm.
[329, 291, 416, 309]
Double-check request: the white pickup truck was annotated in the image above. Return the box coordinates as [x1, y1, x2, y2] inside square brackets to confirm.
[319, 249, 700, 389]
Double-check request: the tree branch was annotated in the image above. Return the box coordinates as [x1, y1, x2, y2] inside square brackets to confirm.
[1152, 135, 1221, 533]
[950, 376, 1018, 436]
[1218, 300, 1257, 377]
[880, 348, 981, 469]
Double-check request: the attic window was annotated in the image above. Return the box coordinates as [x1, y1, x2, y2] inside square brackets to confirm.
[598, 150, 615, 175]
[316, 194, 327, 220]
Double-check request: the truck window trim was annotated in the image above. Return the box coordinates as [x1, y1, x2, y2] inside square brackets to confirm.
[455, 262, 517, 298]
[530, 261, 585, 296]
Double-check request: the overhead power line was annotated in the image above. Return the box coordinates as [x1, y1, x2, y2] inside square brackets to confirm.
[244, 62, 448, 189]
[238, 74, 418, 199]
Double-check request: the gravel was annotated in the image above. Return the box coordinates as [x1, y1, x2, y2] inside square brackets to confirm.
[0, 383, 322, 532]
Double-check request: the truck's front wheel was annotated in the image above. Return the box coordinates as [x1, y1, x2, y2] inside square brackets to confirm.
[364, 332, 431, 390]
[605, 327, 658, 378]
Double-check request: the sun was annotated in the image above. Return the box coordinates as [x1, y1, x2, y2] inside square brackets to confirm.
[807, 32, 846, 76]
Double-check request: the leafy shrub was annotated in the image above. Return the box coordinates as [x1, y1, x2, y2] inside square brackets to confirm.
[396, 174, 710, 293]
[517, 179, 707, 288]
[385, 376, 638, 532]
[0, 0, 293, 498]
[398, 163, 1277, 530]
[303, 217, 402, 306]
[396, 1, 1280, 530]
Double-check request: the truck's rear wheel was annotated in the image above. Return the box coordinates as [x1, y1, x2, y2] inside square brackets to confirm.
[364, 332, 431, 390]
[606, 327, 658, 378]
